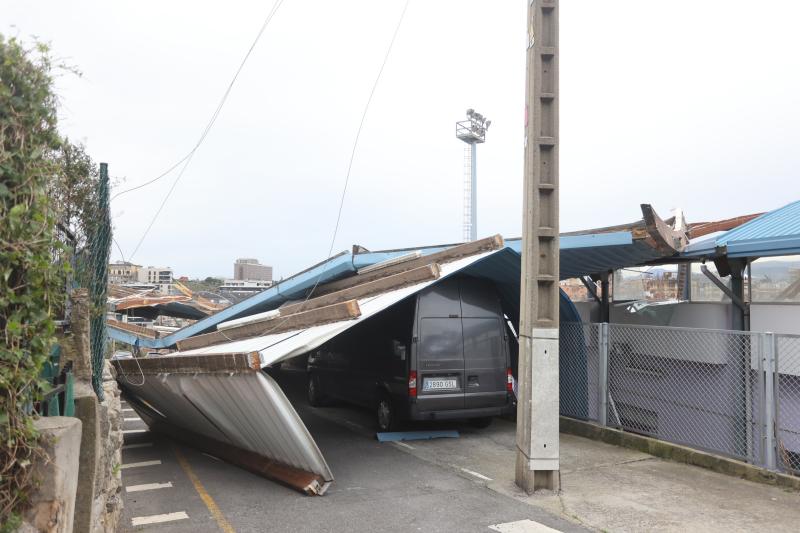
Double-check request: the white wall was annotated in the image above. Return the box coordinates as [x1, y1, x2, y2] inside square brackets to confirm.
[751, 304, 800, 335]
[610, 302, 732, 330]
[569, 297, 800, 336]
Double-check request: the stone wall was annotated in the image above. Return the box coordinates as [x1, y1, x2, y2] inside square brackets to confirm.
[55, 289, 123, 533]
[92, 362, 123, 533]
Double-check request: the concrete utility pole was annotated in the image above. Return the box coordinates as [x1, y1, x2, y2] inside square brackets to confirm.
[516, 0, 560, 493]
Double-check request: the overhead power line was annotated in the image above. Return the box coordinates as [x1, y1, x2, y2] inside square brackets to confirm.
[250, 0, 412, 351]
[124, 0, 286, 261]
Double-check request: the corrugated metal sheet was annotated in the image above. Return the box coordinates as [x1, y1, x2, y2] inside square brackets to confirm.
[682, 200, 800, 259]
[119, 371, 333, 488]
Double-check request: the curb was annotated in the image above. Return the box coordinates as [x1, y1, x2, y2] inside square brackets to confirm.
[560, 416, 800, 491]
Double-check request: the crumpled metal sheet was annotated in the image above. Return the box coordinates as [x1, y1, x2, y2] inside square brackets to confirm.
[119, 370, 333, 490]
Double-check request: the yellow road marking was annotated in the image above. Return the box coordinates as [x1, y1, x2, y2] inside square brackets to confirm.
[173, 445, 236, 533]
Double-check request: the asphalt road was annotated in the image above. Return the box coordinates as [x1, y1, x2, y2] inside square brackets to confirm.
[120, 370, 585, 533]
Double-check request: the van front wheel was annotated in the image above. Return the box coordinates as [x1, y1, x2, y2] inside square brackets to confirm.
[376, 394, 396, 432]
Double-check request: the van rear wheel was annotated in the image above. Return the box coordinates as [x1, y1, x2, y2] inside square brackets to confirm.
[376, 393, 397, 432]
[469, 417, 493, 429]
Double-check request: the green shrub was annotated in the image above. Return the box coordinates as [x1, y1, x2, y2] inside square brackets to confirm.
[0, 36, 63, 529]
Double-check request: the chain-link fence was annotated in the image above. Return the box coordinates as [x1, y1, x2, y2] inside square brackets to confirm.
[560, 322, 800, 475]
[776, 334, 800, 474]
[560, 322, 600, 422]
[53, 162, 112, 400]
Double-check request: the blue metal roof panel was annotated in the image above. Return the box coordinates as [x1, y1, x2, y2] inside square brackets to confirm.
[141, 253, 358, 348]
[718, 200, 800, 246]
[681, 200, 800, 260]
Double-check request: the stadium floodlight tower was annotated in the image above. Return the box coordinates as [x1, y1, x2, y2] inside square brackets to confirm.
[456, 109, 491, 242]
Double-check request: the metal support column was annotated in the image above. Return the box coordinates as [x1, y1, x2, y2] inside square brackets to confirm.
[764, 332, 777, 470]
[600, 271, 611, 324]
[470, 142, 478, 241]
[516, 0, 560, 493]
[598, 323, 609, 427]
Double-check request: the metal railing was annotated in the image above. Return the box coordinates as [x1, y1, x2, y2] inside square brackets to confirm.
[560, 322, 800, 475]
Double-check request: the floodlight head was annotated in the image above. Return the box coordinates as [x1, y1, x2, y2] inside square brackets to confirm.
[467, 108, 474, 116]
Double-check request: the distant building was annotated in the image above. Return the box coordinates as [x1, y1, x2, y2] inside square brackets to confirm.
[219, 279, 272, 296]
[234, 258, 273, 282]
[137, 266, 174, 294]
[108, 261, 141, 284]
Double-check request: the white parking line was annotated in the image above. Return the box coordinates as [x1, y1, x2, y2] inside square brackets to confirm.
[131, 511, 188, 526]
[489, 519, 562, 532]
[124, 417, 141, 422]
[122, 442, 152, 450]
[460, 467, 492, 481]
[122, 429, 147, 434]
[126, 482, 173, 493]
[121, 460, 161, 470]
[393, 441, 415, 450]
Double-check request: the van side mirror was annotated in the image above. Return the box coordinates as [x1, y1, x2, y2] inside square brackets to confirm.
[392, 340, 406, 361]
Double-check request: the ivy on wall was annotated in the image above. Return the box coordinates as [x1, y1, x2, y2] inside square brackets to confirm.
[0, 36, 66, 530]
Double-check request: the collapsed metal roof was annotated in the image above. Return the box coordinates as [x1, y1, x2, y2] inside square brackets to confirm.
[109, 204, 685, 349]
[115, 248, 511, 495]
[112, 202, 695, 495]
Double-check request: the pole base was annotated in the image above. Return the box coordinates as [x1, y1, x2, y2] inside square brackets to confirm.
[515, 450, 560, 494]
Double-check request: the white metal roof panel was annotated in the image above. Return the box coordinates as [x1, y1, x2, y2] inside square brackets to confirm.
[177, 251, 499, 365]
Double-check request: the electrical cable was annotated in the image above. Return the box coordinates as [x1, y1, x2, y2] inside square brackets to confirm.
[244, 0, 412, 353]
[123, 0, 286, 261]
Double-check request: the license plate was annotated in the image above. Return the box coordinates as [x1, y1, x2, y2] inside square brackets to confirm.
[423, 378, 457, 391]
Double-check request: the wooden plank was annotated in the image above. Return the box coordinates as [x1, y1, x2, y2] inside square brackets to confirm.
[279, 263, 440, 316]
[113, 352, 262, 375]
[314, 234, 504, 296]
[175, 299, 361, 352]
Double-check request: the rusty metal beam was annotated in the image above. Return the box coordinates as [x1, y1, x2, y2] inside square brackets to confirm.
[107, 320, 160, 339]
[148, 419, 329, 495]
[113, 351, 262, 375]
[687, 213, 763, 239]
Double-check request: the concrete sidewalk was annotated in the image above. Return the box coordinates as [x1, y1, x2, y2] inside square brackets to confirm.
[391, 418, 800, 532]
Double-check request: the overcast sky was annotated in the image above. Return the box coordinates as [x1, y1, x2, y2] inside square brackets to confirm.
[6, 1, 800, 278]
